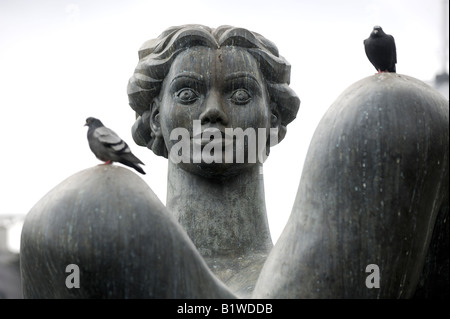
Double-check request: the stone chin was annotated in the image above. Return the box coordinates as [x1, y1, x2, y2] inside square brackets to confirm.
[172, 158, 258, 179]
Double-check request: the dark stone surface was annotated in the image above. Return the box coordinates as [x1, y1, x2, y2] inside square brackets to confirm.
[253, 73, 449, 298]
[413, 198, 449, 299]
[20, 165, 234, 298]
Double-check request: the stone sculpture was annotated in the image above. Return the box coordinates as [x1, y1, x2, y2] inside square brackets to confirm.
[20, 25, 448, 299]
[127, 25, 299, 297]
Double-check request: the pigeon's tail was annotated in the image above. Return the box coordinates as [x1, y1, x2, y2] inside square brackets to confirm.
[388, 65, 396, 73]
[129, 163, 146, 175]
[120, 159, 146, 175]
[119, 153, 146, 175]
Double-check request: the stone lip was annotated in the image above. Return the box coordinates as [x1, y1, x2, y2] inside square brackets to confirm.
[20, 165, 235, 298]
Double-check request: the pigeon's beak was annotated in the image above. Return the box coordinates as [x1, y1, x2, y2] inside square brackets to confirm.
[373, 29, 378, 34]
[84, 123, 88, 127]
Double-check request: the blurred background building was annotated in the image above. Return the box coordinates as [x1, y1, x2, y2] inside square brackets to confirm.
[0, 215, 23, 298]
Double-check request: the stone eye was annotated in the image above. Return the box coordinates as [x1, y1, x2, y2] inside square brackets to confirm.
[230, 89, 251, 105]
[176, 88, 199, 104]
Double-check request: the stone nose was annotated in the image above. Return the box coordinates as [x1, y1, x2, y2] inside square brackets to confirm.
[199, 91, 229, 125]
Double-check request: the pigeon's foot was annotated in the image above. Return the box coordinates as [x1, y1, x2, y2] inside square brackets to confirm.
[99, 160, 113, 166]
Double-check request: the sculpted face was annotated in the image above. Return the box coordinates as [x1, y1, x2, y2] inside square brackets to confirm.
[154, 46, 272, 177]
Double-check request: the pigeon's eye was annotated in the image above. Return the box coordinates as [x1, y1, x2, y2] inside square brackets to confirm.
[176, 88, 199, 104]
[230, 89, 252, 105]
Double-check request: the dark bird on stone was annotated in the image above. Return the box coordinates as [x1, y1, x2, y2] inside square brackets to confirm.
[364, 26, 397, 73]
[85, 117, 146, 174]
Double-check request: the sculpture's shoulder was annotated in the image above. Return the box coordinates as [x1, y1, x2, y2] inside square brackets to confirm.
[21, 165, 235, 298]
[254, 73, 449, 299]
[26, 165, 166, 223]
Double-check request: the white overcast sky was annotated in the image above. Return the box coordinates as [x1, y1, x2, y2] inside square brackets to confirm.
[1, 0, 448, 251]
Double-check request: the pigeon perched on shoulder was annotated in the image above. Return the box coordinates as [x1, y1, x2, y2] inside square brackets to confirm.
[364, 26, 397, 73]
[85, 117, 146, 175]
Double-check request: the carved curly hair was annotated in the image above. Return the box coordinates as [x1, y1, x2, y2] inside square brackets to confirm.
[127, 24, 300, 158]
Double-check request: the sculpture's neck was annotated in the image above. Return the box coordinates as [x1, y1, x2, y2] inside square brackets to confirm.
[166, 162, 273, 257]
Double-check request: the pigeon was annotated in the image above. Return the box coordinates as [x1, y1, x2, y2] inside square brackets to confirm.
[364, 26, 397, 73]
[85, 117, 146, 175]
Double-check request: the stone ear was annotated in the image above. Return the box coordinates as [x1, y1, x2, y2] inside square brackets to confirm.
[269, 103, 286, 145]
[270, 106, 281, 129]
[266, 83, 300, 144]
[150, 99, 162, 137]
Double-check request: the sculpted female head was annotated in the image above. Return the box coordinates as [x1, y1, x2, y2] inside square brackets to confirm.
[128, 25, 300, 176]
